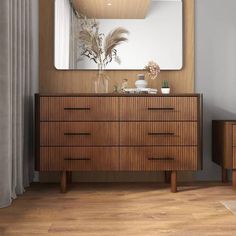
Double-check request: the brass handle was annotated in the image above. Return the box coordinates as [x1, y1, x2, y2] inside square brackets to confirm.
[64, 158, 91, 161]
[148, 132, 175, 136]
[148, 107, 175, 111]
[64, 107, 91, 111]
[148, 157, 175, 161]
[64, 132, 91, 136]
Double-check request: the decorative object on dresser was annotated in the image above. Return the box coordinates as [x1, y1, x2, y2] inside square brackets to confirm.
[212, 120, 236, 189]
[135, 74, 148, 89]
[161, 80, 170, 94]
[35, 94, 203, 193]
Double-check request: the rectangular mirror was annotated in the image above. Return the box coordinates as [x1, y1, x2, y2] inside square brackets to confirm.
[54, 0, 183, 70]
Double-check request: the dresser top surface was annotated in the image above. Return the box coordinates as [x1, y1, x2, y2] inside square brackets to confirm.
[36, 93, 202, 97]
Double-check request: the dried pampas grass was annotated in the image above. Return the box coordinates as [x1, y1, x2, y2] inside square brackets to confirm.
[70, 0, 129, 67]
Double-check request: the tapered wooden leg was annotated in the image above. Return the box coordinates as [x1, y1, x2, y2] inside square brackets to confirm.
[171, 171, 177, 193]
[222, 167, 228, 183]
[60, 171, 67, 193]
[232, 170, 236, 190]
[165, 171, 171, 184]
[67, 171, 72, 184]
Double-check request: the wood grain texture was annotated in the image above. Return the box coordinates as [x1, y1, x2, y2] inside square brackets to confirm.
[120, 122, 198, 146]
[233, 170, 236, 190]
[40, 96, 119, 121]
[40, 122, 119, 146]
[120, 96, 198, 121]
[233, 148, 236, 169]
[60, 171, 67, 193]
[212, 121, 234, 168]
[2, 183, 236, 235]
[39, 0, 195, 93]
[171, 171, 177, 193]
[222, 167, 228, 183]
[212, 121, 236, 190]
[120, 147, 198, 171]
[73, 0, 151, 19]
[233, 125, 236, 147]
[37, 94, 202, 185]
[40, 147, 119, 171]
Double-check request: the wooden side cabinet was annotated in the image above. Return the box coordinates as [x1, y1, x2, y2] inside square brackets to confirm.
[212, 120, 236, 189]
[36, 94, 203, 193]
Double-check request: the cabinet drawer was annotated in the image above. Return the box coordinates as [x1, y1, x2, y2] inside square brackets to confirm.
[120, 147, 198, 171]
[40, 122, 119, 146]
[120, 122, 198, 146]
[120, 97, 198, 121]
[233, 148, 236, 169]
[40, 97, 119, 121]
[40, 147, 119, 171]
[233, 125, 236, 147]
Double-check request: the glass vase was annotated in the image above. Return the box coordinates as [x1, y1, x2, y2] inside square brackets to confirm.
[94, 64, 109, 93]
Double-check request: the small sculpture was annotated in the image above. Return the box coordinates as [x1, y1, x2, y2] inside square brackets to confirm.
[121, 79, 129, 92]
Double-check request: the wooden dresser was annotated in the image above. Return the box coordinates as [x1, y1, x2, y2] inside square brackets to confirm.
[35, 94, 203, 193]
[212, 120, 236, 188]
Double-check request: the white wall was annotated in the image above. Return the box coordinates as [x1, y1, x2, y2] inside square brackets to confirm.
[195, 0, 236, 180]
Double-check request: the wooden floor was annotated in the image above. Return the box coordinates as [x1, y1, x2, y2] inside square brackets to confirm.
[1, 183, 236, 236]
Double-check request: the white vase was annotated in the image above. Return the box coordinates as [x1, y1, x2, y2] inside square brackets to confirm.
[161, 88, 170, 94]
[135, 74, 148, 89]
[135, 79, 148, 89]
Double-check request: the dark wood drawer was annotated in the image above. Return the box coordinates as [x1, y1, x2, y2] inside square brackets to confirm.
[120, 122, 198, 146]
[40, 97, 119, 121]
[233, 125, 236, 147]
[40, 122, 119, 146]
[120, 97, 198, 121]
[233, 148, 236, 169]
[40, 147, 119, 171]
[120, 147, 198, 171]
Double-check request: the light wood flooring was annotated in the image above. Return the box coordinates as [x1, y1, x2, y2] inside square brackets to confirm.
[1, 182, 236, 236]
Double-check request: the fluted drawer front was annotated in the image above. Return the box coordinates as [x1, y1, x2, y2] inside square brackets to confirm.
[120, 122, 198, 146]
[234, 148, 236, 168]
[233, 125, 236, 146]
[40, 122, 119, 146]
[40, 147, 119, 171]
[40, 97, 119, 121]
[120, 97, 198, 121]
[120, 147, 198, 171]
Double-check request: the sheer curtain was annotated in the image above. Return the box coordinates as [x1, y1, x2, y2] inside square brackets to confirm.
[0, 0, 37, 208]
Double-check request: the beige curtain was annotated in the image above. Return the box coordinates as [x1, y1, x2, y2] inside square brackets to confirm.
[0, 0, 37, 208]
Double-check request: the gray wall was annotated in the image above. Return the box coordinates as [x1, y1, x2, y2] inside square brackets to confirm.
[195, 0, 236, 180]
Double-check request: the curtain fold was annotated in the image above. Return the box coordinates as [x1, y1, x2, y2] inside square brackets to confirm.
[0, 0, 35, 208]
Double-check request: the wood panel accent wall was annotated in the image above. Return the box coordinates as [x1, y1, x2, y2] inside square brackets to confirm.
[38, 0, 195, 183]
[39, 0, 195, 93]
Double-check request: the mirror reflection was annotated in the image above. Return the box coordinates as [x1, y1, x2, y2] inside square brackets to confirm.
[54, 0, 183, 70]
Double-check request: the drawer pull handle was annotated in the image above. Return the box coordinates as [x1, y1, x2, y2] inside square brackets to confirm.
[148, 157, 175, 161]
[148, 132, 175, 136]
[64, 132, 91, 136]
[64, 107, 91, 111]
[64, 158, 91, 161]
[148, 107, 175, 111]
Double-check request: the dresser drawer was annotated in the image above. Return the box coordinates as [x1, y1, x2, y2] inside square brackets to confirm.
[40, 97, 119, 121]
[120, 122, 198, 146]
[120, 97, 198, 121]
[233, 125, 236, 147]
[120, 147, 198, 171]
[40, 122, 119, 146]
[40, 147, 119, 171]
[233, 148, 236, 169]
